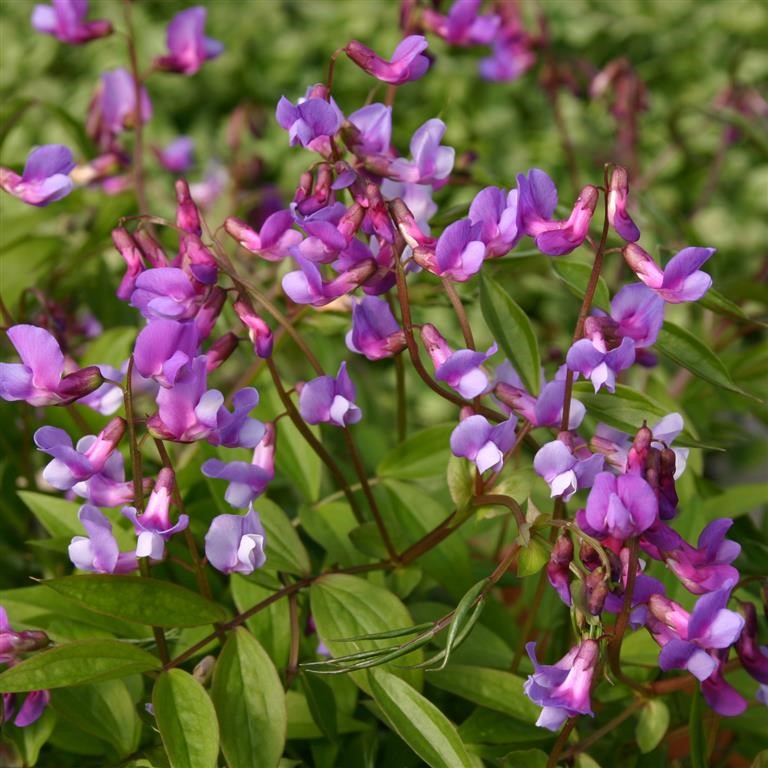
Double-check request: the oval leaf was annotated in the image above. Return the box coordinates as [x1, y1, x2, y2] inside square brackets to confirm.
[479, 273, 541, 395]
[368, 669, 472, 768]
[636, 699, 670, 754]
[551, 259, 611, 312]
[153, 670, 219, 768]
[377, 425, 455, 479]
[43, 575, 229, 628]
[254, 497, 311, 576]
[0, 639, 160, 692]
[211, 628, 286, 768]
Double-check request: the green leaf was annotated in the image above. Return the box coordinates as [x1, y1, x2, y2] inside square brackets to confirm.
[426, 666, 539, 723]
[302, 672, 338, 741]
[231, 575, 291, 670]
[700, 483, 768, 521]
[516, 537, 548, 577]
[211, 629, 286, 768]
[636, 699, 670, 754]
[689, 688, 707, 768]
[656, 322, 757, 399]
[3, 708, 56, 766]
[43, 575, 229, 628]
[0, 640, 160, 692]
[551, 259, 611, 312]
[458, 707, 549, 746]
[368, 669, 472, 768]
[309, 573, 423, 692]
[377, 425, 455, 479]
[80, 326, 137, 368]
[153, 670, 219, 768]
[50, 680, 141, 758]
[699, 288, 762, 323]
[479, 273, 541, 395]
[349, 521, 390, 559]
[300, 501, 365, 567]
[255, 497, 311, 576]
[447, 456, 474, 515]
[500, 749, 549, 768]
[285, 691, 368, 740]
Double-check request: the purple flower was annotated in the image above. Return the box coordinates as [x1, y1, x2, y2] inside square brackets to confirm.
[607, 283, 664, 349]
[2, 690, 51, 728]
[607, 165, 640, 242]
[479, 39, 535, 82]
[88, 69, 152, 146]
[421, 324, 496, 398]
[390, 119, 455, 186]
[422, 0, 500, 46]
[202, 423, 275, 508]
[276, 85, 344, 156]
[155, 6, 223, 75]
[134, 319, 200, 387]
[298, 362, 361, 427]
[72, 449, 147, 508]
[623, 244, 714, 303]
[156, 136, 195, 173]
[735, 602, 768, 685]
[68, 505, 138, 574]
[344, 35, 430, 85]
[346, 296, 406, 361]
[701, 651, 747, 716]
[0, 144, 75, 206]
[233, 300, 274, 358]
[581, 472, 658, 538]
[547, 534, 574, 605]
[204, 504, 267, 575]
[189, 162, 228, 210]
[224, 211, 302, 262]
[429, 219, 485, 282]
[122, 469, 188, 559]
[534, 438, 604, 501]
[32, 0, 112, 44]
[524, 640, 599, 731]
[0, 325, 102, 407]
[566, 335, 635, 393]
[207, 388, 265, 449]
[468, 186, 521, 257]
[282, 255, 375, 307]
[0, 607, 48, 665]
[34, 418, 125, 491]
[450, 414, 517, 473]
[130, 268, 204, 321]
[347, 103, 392, 157]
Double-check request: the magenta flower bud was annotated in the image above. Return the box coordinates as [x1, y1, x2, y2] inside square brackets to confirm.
[0, 608, 49, 665]
[536, 185, 599, 256]
[194, 286, 226, 339]
[346, 296, 406, 361]
[344, 35, 430, 85]
[175, 178, 202, 236]
[112, 227, 145, 300]
[155, 6, 223, 76]
[233, 300, 273, 358]
[0, 144, 75, 207]
[32, 0, 112, 44]
[585, 567, 609, 615]
[134, 229, 169, 268]
[547, 534, 574, 605]
[224, 211, 301, 262]
[389, 197, 434, 249]
[735, 602, 768, 685]
[204, 505, 266, 574]
[607, 165, 640, 242]
[206, 333, 239, 372]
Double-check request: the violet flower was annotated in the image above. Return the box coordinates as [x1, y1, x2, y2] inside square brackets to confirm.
[68, 505, 138, 574]
[0, 607, 48, 665]
[701, 651, 747, 716]
[2, 690, 51, 728]
[225, 211, 302, 262]
[607, 165, 640, 242]
[606, 282, 664, 349]
[34, 418, 125, 491]
[547, 534, 574, 605]
[282, 255, 375, 307]
[88, 69, 152, 143]
[534, 437, 604, 501]
[156, 136, 195, 173]
[346, 296, 406, 361]
[122, 469, 188, 560]
[580, 471, 658, 539]
[155, 6, 223, 75]
[0, 325, 102, 407]
[276, 85, 344, 156]
[206, 388, 265, 449]
[524, 640, 599, 731]
[735, 602, 768, 685]
[72, 450, 148, 508]
[298, 362, 361, 427]
[389, 119, 455, 187]
[422, 0, 500, 46]
[566, 334, 635, 393]
[468, 186, 521, 257]
[428, 219, 486, 282]
[344, 35, 430, 85]
[202, 423, 275, 508]
[233, 300, 273, 359]
[451, 413, 517, 473]
[623, 244, 714, 303]
[0, 144, 75, 206]
[204, 504, 267, 575]
[32, 0, 112, 44]
[480, 39, 535, 82]
[347, 103, 393, 157]
[134, 319, 200, 387]
[130, 267, 204, 321]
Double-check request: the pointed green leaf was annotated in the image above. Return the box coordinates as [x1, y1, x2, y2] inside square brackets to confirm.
[255, 497, 311, 575]
[153, 670, 219, 768]
[377, 425, 455, 479]
[479, 273, 541, 395]
[43, 575, 229, 628]
[551, 259, 611, 312]
[301, 672, 338, 741]
[517, 537, 548, 576]
[0, 640, 160, 692]
[211, 629, 286, 768]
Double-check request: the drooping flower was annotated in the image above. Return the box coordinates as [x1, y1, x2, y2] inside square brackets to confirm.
[156, 136, 195, 173]
[276, 85, 344, 156]
[735, 602, 768, 685]
[87, 69, 152, 147]
[606, 165, 640, 242]
[225, 211, 302, 262]
[421, 0, 500, 46]
[524, 640, 599, 731]
[347, 103, 393, 157]
[346, 296, 406, 361]
[31, 0, 112, 44]
[204, 504, 267, 575]
[68, 505, 138, 574]
[623, 244, 714, 303]
[344, 35, 430, 85]
[282, 255, 375, 307]
[298, 362, 362, 427]
[155, 6, 223, 75]
[0, 325, 103, 407]
[450, 413, 517, 473]
[534, 437, 604, 501]
[0, 607, 48, 665]
[0, 144, 75, 206]
[389, 119, 455, 187]
[566, 334, 635, 393]
[1, 689, 51, 728]
[579, 471, 658, 539]
[701, 650, 748, 716]
[233, 300, 274, 358]
[468, 186, 521, 257]
[133, 319, 200, 387]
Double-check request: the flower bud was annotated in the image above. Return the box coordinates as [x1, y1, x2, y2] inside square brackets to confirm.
[607, 165, 640, 242]
[585, 567, 608, 615]
[195, 287, 227, 339]
[420, 323, 451, 368]
[206, 333, 240, 372]
[58, 366, 104, 402]
[234, 300, 274, 358]
[547, 534, 573, 605]
[134, 229, 169, 268]
[175, 178, 202, 236]
[112, 228, 145, 301]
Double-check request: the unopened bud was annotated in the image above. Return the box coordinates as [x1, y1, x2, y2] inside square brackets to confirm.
[193, 655, 216, 686]
[134, 230, 168, 268]
[195, 287, 227, 339]
[112, 228, 144, 301]
[585, 567, 608, 615]
[420, 323, 451, 368]
[58, 366, 104, 403]
[175, 179, 202, 236]
[234, 299, 273, 358]
[206, 333, 239, 371]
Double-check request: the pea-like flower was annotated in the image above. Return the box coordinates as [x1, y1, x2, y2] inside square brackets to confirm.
[298, 362, 362, 427]
[155, 6, 223, 75]
[32, 0, 112, 44]
[344, 35, 430, 85]
[225, 211, 302, 262]
[623, 243, 714, 303]
[276, 85, 344, 156]
[282, 255, 375, 307]
[468, 186, 521, 257]
[580, 471, 658, 538]
[421, 0, 501, 46]
[390, 119, 455, 187]
[68, 505, 138, 574]
[566, 334, 635, 393]
[347, 103, 393, 157]
[450, 413, 517, 473]
[87, 69, 152, 148]
[606, 165, 640, 242]
[130, 268, 205, 321]
[0, 144, 75, 206]
[534, 437, 604, 501]
[156, 136, 195, 173]
[134, 319, 200, 387]
[0, 325, 103, 407]
[346, 296, 406, 361]
[204, 505, 267, 575]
